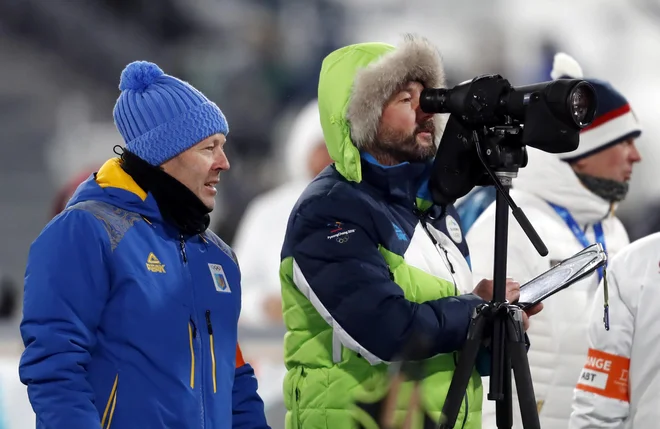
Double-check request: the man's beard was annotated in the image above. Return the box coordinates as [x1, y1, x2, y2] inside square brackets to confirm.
[370, 119, 436, 165]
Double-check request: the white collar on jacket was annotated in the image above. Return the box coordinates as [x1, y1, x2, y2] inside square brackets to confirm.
[513, 148, 614, 226]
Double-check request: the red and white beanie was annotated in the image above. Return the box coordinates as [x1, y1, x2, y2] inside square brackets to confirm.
[550, 53, 642, 162]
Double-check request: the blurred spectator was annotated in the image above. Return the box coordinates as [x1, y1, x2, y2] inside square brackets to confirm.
[233, 99, 330, 327]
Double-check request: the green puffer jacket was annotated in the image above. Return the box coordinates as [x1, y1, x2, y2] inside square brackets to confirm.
[279, 37, 485, 429]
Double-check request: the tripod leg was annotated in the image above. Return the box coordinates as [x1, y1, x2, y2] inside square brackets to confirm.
[495, 334, 513, 429]
[437, 305, 488, 429]
[506, 308, 540, 429]
[488, 311, 505, 402]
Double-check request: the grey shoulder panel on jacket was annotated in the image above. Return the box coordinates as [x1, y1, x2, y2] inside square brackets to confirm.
[203, 230, 238, 265]
[66, 200, 143, 251]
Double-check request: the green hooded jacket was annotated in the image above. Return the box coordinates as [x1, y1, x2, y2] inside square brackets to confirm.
[279, 36, 484, 429]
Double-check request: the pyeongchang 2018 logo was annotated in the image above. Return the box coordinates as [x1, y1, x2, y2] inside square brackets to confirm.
[327, 221, 355, 243]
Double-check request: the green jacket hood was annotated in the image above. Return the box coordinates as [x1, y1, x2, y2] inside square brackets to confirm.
[318, 42, 394, 183]
[317, 34, 447, 183]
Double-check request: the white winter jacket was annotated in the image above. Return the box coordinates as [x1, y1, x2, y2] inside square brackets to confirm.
[230, 100, 326, 408]
[569, 232, 660, 429]
[466, 148, 630, 429]
[233, 100, 325, 327]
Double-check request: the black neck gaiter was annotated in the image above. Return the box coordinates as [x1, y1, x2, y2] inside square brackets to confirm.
[120, 150, 211, 235]
[575, 173, 629, 203]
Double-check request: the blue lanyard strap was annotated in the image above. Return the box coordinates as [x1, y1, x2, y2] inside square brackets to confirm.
[548, 202, 608, 281]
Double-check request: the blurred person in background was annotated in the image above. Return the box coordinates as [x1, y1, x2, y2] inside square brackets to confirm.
[233, 99, 331, 327]
[279, 34, 541, 429]
[231, 99, 331, 414]
[569, 233, 660, 428]
[467, 52, 642, 429]
[19, 61, 269, 429]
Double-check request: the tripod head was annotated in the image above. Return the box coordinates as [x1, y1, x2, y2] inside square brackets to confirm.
[433, 118, 548, 258]
[473, 123, 527, 177]
[471, 126, 548, 258]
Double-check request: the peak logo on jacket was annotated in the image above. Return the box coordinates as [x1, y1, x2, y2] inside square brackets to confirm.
[146, 252, 166, 273]
[209, 263, 231, 293]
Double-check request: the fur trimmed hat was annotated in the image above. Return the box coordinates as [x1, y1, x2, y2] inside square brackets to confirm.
[346, 34, 447, 149]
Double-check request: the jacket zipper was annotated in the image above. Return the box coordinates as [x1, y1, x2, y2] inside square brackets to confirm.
[419, 217, 455, 274]
[180, 234, 188, 263]
[180, 234, 205, 428]
[101, 374, 119, 429]
[206, 310, 218, 393]
[417, 214, 458, 294]
[189, 319, 197, 389]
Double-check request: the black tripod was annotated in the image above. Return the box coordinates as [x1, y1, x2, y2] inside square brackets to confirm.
[437, 129, 549, 429]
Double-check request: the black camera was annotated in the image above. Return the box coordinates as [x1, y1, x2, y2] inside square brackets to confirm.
[421, 74, 598, 205]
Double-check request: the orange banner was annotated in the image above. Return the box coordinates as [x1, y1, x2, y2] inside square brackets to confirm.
[576, 348, 630, 403]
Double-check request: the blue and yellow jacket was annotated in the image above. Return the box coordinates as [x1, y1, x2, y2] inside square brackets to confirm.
[19, 158, 269, 429]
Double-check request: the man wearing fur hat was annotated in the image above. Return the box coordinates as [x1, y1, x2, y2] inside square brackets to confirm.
[466, 53, 642, 429]
[279, 34, 542, 429]
[19, 61, 270, 428]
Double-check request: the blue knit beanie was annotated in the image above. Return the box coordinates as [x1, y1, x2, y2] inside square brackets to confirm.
[113, 61, 229, 166]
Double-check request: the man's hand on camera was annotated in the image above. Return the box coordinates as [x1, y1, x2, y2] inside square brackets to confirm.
[471, 278, 521, 303]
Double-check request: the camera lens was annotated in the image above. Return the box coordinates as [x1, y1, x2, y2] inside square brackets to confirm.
[569, 84, 596, 127]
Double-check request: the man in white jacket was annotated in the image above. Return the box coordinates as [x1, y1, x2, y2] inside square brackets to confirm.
[231, 99, 331, 410]
[233, 99, 331, 327]
[569, 233, 660, 429]
[466, 53, 642, 429]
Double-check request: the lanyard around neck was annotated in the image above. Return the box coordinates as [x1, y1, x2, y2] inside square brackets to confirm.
[548, 202, 607, 281]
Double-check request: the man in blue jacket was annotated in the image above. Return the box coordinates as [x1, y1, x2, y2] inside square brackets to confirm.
[19, 61, 270, 429]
